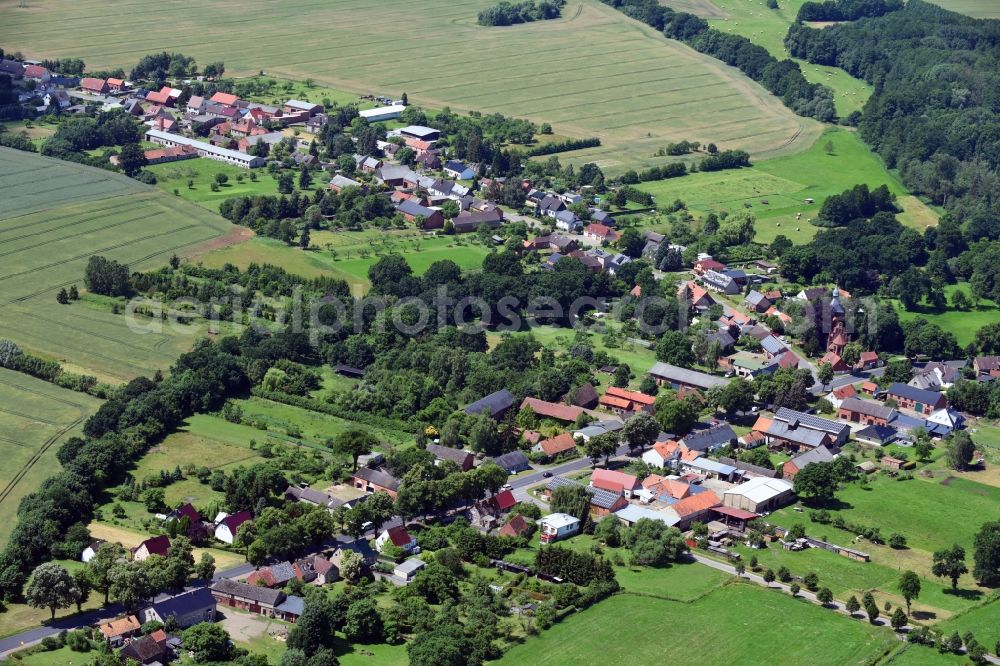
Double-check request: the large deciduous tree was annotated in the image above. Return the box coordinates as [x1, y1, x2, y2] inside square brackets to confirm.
[25, 562, 78, 620]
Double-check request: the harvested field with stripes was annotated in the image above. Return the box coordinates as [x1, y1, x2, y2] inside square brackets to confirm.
[0, 367, 102, 550]
[0, 0, 821, 174]
[0, 148, 235, 381]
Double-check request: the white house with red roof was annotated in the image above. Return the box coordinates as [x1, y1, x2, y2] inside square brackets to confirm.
[375, 525, 417, 553]
[214, 511, 252, 544]
[132, 535, 170, 561]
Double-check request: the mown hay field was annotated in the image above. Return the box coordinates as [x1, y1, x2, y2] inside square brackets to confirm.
[0, 367, 103, 550]
[0, 148, 236, 381]
[499, 584, 898, 665]
[662, 0, 873, 116]
[0, 0, 820, 174]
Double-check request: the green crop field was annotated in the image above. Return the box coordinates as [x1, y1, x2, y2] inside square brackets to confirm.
[500, 584, 898, 665]
[0, 0, 821, 175]
[926, 0, 1000, 18]
[0, 148, 240, 382]
[636, 127, 938, 244]
[663, 0, 874, 117]
[0, 367, 102, 550]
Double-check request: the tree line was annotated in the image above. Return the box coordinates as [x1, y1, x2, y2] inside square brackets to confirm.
[796, 0, 902, 22]
[600, 0, 837, 121]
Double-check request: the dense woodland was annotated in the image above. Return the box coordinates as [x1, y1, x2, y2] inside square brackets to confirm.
[786, 0, 1000, 236]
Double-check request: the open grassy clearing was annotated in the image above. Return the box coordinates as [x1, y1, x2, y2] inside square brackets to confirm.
[889, 283, 999, 348]
[939, 596, 1000, 655]
[0, 0, 819, 175]
[500, 583, 897, 665]
[0, 368, 102, 551]
[87, 521, 244, 571]
[636, 127, 938, 244]
[236, 396, 417, 447]
[764, 473, 1000, 609]
[733, 538, 971, 621]
[925, 0, 1000, 18]
[194, 232, 492, 295]
[0, 148, 239, 381]
[147, 157, 287, 211]
[663, 0, 874, 116]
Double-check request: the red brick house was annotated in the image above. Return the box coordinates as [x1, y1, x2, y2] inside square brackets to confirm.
[885, 383, 947, 415]
[838, 397, 895, 426]
[80, 77, 108, 94]
[352, 468, 400, 499]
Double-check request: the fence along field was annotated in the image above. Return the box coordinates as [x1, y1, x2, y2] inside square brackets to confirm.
[0, 0, 820, 174]
[0, 148, 234, 382]
[0, 367, 103, 550]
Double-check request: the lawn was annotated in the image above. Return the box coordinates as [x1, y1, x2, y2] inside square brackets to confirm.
[735, 539, 972, 621]
[939, 596, 1000, 655]
[890, 283, 999, 348]
[0, 148, 239, 381]
[499, 584, 898, 665]
[147, 158, 286, 211]
[195, 232, 492, 295]
[0, 368, 103, 550]
[636, 126, 938, 244]
[514, 323, 659, 388]
[0, 0, 821, 175]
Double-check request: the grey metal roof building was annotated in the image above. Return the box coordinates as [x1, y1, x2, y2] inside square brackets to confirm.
[680, 423, 738, 452]
[649, 362, 728, 390]
[464, 389, 515, 419]
[787, 445, 835, 470]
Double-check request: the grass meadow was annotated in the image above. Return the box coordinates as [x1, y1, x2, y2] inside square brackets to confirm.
[499, 583, 898, 665]
[663, 0, 873, 117]
[147, 158, 287, 211]
[890, 283, 999, 348]
[636, 126, 938, 244]
[194, 232, 492, 295]
[0, 0, 820, 175]
[0, 368, 102, 551]
[0, 148, 238, 381]
[761, 472, 1000, 623]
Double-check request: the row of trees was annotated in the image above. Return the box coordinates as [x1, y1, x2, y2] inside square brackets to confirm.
[601, 0, 836, 120]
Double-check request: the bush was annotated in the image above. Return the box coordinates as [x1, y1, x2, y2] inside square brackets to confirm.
[66, 630, 91, 652]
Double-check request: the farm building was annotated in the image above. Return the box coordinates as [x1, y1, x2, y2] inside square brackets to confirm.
[885, 383, 947, 415]
[145, 129, 265, 168]
[352, 467, 401, 498]
[723, 477, 794, 513]
[141, 587, 216, 628]
[359, 104, 406, 121]
[782, 445, 834, 480]
[648, 363, 728, 392]
[465, 389, 515, 420]
[211, 579, 286, 617]
[838, 397, 896, 426]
